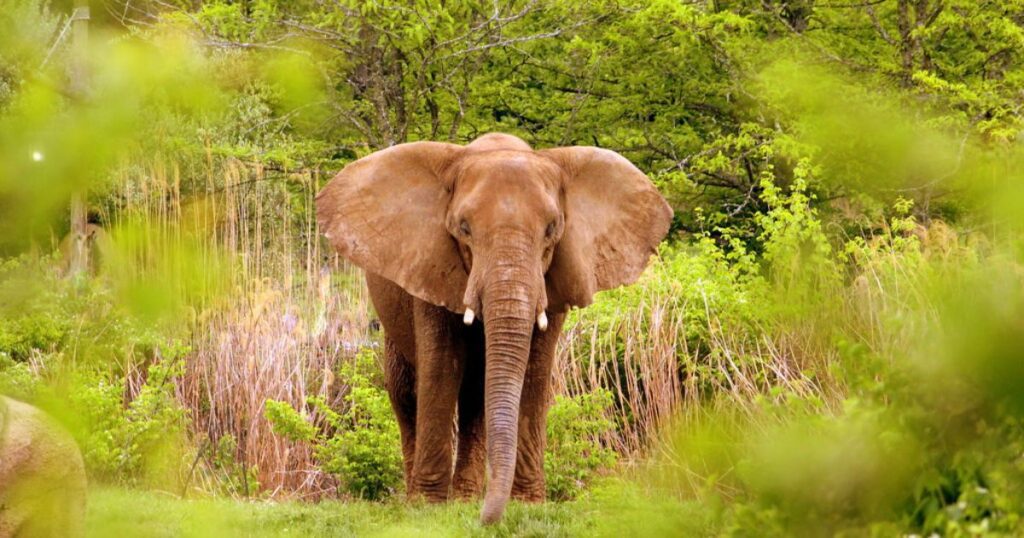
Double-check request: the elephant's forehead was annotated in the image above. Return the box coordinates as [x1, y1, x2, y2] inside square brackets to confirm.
[454, 155, 560, 220]
[457, 151, 561, 186]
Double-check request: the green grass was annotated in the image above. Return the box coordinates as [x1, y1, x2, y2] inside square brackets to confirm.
[85, 483, 719, 537]
[86, 487, 593, 538]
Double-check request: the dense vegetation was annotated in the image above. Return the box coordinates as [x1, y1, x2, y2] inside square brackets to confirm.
[1, 0, 1023, 535]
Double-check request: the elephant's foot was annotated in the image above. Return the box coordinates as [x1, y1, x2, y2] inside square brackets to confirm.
[417, 491, 451, 503]
[407, 489, 451, 503]
[402, 457, 416, 494]
[452, 475, 484, 499]
[511, 480, 546, 503]
[452, 447, 486, 499]
[411, 471, 452, 503]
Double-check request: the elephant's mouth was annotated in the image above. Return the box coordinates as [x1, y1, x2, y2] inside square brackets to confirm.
[460, 249, 551, 334]
[462, 305, 548, 332]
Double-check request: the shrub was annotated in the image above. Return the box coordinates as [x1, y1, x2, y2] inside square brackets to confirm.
[0, 255, 194, 488]
[0, 257, 69, 361]
[545, 389, 618, 501]
[0, 255, 166, 368]
[0, 352, 42, 399]
[756, 158, 842, 319]
[264, 399, 316, 443]
[0, 310, 68, 361]
[67, 348, 190, 485]
[265, 347, 402, 500]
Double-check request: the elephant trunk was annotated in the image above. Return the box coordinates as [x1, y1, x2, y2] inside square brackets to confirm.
[478, 260, 537, 525]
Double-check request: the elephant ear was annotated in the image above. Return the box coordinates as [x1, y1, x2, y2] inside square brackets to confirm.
[316, 142, 468, 311]
[540, 147, 673, 312]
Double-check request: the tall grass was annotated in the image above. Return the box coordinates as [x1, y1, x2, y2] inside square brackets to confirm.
[557, 298, 687, 456]
[103, 156, 363, 496]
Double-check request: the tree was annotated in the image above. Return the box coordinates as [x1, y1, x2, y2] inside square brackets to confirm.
[67, 0, 91, 277]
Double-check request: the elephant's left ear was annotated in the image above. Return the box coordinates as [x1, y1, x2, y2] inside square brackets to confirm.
[539, 147, 673, 312]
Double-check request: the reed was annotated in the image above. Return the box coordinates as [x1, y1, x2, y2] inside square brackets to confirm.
[109, 156, 370, 496]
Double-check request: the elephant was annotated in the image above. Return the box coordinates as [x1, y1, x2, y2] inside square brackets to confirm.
[0, 396, 87, 538]
[316, 133, 671, 524]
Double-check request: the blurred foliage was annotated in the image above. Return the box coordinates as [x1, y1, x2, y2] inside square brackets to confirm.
[0, 0, 1023, 535]
[0, 254, 171, 364]
[0, 0, 60, 111]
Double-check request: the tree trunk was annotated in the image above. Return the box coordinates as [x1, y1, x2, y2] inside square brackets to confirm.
[67, 1, 90, 277]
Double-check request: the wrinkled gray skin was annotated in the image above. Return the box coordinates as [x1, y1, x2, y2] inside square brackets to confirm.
[0, 396, 87, 538]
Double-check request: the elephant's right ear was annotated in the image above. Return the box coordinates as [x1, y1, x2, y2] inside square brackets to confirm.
[315, 142, 467, 311]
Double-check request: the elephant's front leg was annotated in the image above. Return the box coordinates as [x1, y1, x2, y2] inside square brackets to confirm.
[411, 300, 465, 501]
[383, 338, 417, 492]
[512, 311, 565, 502]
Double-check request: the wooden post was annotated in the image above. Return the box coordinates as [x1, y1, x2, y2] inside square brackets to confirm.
[67, 1, 90, 277]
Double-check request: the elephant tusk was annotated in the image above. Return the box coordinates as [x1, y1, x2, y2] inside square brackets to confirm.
[463, 308, 475, 326]
[537, 311, 548, 331]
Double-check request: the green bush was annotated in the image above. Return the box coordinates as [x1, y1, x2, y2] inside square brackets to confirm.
[0, 352, 42, 399]
[0, 255, 166, 368]
[0, 256, 193, 485]
[264, 398, 316, 442]
[575, 235, 765, 350]
[67, 348, 190, 485]
[0, 309, 68, 361]
[545, 389, 618, 501]
[266, 347, 402, 500]
[0, 257, 69, 361]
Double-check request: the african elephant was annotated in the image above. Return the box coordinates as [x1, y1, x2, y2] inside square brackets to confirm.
[316, 133, 671, 524]
[0, 396, 87, 537]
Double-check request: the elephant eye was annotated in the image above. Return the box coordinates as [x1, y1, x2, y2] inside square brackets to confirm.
[460, 220, 471, 236]
[545, 220, 556, 238]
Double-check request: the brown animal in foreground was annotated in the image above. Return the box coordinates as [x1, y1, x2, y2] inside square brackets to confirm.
[0, 396, 87, 538]
[317, 133, 671, 523]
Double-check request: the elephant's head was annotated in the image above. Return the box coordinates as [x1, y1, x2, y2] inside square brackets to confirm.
[316, 133, 672, 523]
